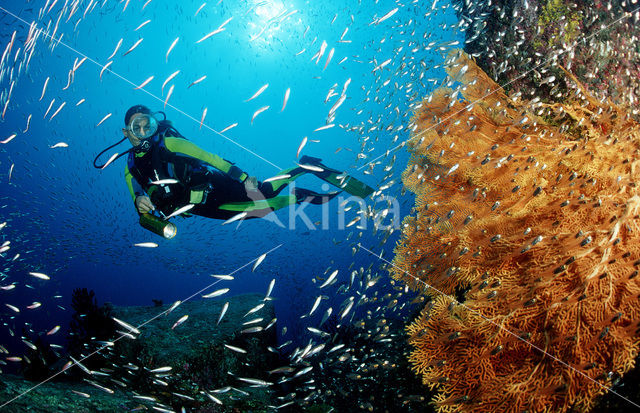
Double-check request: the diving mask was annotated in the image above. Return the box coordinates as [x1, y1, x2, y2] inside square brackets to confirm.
[128, 113, 158, 153]
[128, 113, 159, 140]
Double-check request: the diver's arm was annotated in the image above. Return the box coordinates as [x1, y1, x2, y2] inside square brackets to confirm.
[164, 137, 248, 182]
[125, 164, 143, 202]
[125, 164, 154, 213]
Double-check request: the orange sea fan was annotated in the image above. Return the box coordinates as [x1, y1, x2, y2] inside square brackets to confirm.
[392, 50, 640, 412]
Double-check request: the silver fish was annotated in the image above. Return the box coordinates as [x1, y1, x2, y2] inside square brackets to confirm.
[222, 211, 247, 225]
[39, 77, 49, 100]
[134, 75, 154, 90]
[253, 253, 266, 271]
[224, 344, 247, 354]
[70, 356, 92, 375]
[6, 304, 21, 313]
[188, 75, 206, 88]
[246, 83, 269, 102]
[211, 274, 234, 281]
[309, 295, 322, 316]
[150, 179, 179, 185]
[376, 7, 398, 24]
[205, 392, 223, 405]
[107, 38, 122, 60]
[298, 163, 324, 172]
[96, 112, 112, 127]
[196, 28, 225, 44]
[202, 288, 229, 299]
[166, 37, 179, 62]
[101, 152, 119, 170]
[112, 317, 140, 334]
[251, 105, 270, 124]
[133, 242, 158, 248]
[319, 270, 339, 288]
[164, 203, 194, 220]
[171, 315, 188, 329]
[313, 124, 335, 132]
[236, 377, 272, 386]
[162, 70, 180, 93]
[243, 317, 263, 325]
[244, 303, 265, 317]
[166, 300, 181, 315]
[28, 272, 50, 280]
[296, 136, 308, 158]
[293, 366, 313, 377]
[123, 38, 143, 56]
[263, 174, 291, 183]
[263, 279, 275, 300]
[241, 326, 263, 334]
[219, 122, 238, 134]
[340, 297, 354, 319]
[134, 19, 151, 32]
[217, 302, 229, 325]
[265, 317, 277, 330]
[281, 88, 290, 112]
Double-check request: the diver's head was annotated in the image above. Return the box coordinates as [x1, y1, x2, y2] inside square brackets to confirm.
[123, 105, 158, 153]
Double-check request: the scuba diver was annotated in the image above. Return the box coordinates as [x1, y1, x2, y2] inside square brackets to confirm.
[94, 105, 374, 238]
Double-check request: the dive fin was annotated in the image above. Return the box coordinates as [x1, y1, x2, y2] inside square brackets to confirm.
[299, 155, 375, 198]
[293, 188, 341, 205]
[327, 173, 375, 198]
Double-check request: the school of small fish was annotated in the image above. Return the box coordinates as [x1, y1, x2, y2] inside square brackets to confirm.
[0, 0, 637, 412]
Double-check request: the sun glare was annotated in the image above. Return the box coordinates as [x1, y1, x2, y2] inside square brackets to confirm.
[246, 0, 301, 46]
[255, 1, 285, 20]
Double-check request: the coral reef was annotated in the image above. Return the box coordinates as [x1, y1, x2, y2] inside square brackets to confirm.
[0, 373, 140, 412]
[392, 50, 640, 412]
[20, 336, 63, 382]
[110, 294, 279, 411]
[454, 0, 640, 117]
[66, 288, 117, 375]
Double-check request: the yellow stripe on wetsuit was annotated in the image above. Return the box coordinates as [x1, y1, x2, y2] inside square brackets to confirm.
[163, 137, 248, 182]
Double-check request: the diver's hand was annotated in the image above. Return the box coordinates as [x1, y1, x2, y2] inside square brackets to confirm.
[244, 176, 259, 192]
[135, 195, 155, 214]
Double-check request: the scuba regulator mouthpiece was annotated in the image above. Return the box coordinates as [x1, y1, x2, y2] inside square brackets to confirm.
[134, 138, 152, 153]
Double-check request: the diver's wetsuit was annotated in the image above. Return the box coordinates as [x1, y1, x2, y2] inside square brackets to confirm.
[124, 129, 333, 220]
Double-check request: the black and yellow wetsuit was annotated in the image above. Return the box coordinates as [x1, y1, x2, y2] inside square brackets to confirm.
[124, 128, 337, 220]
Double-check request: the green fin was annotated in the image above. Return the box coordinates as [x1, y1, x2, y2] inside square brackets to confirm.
[320, 171, 375, 198]
[299, 155, 375, 198]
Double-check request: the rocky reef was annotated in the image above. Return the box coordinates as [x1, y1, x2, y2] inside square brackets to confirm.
[0, 294, 281, 412]
[454, 0, 639, 117]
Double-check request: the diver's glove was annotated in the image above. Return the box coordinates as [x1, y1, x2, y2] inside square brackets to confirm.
[135, 195, 156, 214]
[244, 176, 259, 192]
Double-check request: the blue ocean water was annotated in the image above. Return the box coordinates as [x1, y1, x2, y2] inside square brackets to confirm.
[0, 0, 462, 405]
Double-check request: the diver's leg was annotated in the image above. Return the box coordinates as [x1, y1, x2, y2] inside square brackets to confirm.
[190, 173, 253, 219]
[217, 195, 298, 216]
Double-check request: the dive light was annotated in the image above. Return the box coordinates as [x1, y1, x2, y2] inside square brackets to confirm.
[139, 213, 177, 239]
